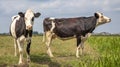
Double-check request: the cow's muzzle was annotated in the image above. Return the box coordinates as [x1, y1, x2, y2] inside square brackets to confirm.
[27, 25, 32, 30]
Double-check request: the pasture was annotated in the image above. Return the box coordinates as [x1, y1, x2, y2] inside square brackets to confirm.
[0, 35, 120, 67]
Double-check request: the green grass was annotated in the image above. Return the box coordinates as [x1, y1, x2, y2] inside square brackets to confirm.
[0, 35, 120, 67]
[87, 36, 120, 67]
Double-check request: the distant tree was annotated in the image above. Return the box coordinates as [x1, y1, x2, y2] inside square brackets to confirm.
[33, 31, 38, 35]
[39, 33, 43, 36]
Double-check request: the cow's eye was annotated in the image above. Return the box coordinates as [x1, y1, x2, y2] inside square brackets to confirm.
[31, 17, 34, 21]
[101, 13, 103, 15]
[101, 16, 103, 18]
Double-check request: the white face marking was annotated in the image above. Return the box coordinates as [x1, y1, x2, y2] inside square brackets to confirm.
[96, 12, 111, 26]
[103, 16, 111, 22]
[25, 9, 35, 30]
[11, 15, 20, 38]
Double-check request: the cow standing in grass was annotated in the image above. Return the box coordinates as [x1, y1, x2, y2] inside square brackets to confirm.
[10, 9, 40, 64]
[43, 12, 111, 58]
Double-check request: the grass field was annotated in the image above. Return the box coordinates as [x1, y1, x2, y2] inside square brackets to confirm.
[0, 35, 120, 67]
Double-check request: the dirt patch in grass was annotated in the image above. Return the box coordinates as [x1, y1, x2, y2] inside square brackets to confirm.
[31, 54, 61, 67]
[0, 63, 29, 67]
[0, 64, 7, 67]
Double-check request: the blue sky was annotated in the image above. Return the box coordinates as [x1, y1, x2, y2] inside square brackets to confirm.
[0, 0, 120, 33]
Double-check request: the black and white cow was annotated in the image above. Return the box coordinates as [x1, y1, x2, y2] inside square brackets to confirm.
[10, 9, 40, 64]
[43, 12, 111, 58]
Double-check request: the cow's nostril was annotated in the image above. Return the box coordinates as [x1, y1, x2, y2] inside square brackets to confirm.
[30, 26, 32, 29]
[27, 25, 32, 30]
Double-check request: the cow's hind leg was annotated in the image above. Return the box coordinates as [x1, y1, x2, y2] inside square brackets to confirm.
[17, 35, 25, 64]
[46, 31, 54, 57]
[26, 38, 31, 63]
[17, 39, 24, 64]
[14, 39, 18, 56]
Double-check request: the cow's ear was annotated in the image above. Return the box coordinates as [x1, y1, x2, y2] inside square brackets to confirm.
[18, 12, 24, 17]
[34, 12, 41, 18]
[94, 13, 99, 18]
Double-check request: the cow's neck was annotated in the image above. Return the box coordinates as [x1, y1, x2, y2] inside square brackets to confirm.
[85, 16, 97, 33]
[25, 30, 33, 38]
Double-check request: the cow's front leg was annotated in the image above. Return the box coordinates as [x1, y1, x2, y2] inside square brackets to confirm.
[76, 37, 81, 58]
[79, 40, 84, 56]
[26, 37, 31, 63]
[46, 31, 54, 57]
[79, 33, 91, 55]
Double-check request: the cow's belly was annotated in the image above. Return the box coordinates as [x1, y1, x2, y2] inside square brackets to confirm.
[54, 31, 75, 38]
[57, 35, 76, 40]
[56, 33, 74, 38]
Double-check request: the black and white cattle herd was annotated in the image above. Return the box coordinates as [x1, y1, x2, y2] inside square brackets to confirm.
[10, 9, 111, 64]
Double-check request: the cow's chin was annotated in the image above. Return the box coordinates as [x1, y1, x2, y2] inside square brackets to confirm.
[96, 22, 108, 26]
[26, 28, 32, 31]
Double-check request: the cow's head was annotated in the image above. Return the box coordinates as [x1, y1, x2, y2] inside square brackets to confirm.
[18, 9, 41, 30]
[94, 12, 111, 26]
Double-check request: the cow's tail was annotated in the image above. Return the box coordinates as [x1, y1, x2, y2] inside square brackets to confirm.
[49, 17, 55, 32]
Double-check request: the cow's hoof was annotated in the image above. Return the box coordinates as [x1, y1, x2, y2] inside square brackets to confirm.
[14, 54, 17, 57]
[18, 62, 29, 67]
[76, 56, 80, 58]
[50, 55, 54, 58]
[18, 62, 24, 65]
[27, 59, 31, 63]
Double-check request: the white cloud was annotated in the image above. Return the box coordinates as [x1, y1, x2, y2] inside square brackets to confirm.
[113, 8, 120, 11]
[0, 0, 120, 33]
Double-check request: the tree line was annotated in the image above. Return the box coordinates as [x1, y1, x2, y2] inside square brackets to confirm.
[0, 31, 120, 36]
